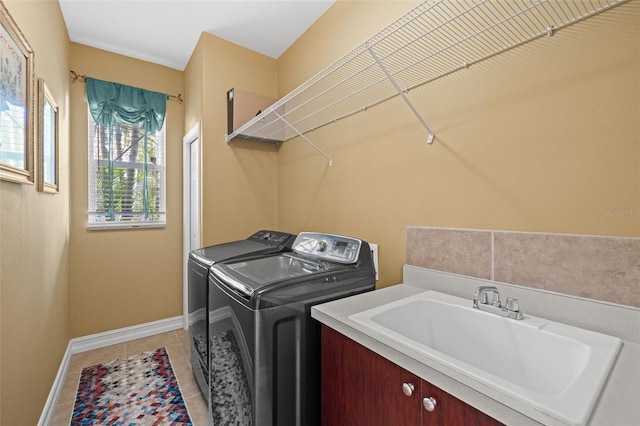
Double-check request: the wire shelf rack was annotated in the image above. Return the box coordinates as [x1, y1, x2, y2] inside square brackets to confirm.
[226, 0, 628, 162]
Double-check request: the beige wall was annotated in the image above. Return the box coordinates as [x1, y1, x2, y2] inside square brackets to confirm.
[0, 0, 70, 424]
[69, 44, 185, 337]
[278, 1, 418, 94]
[0, 0, 637, 422]
[184, 33, 203, 134]
[276, 0, 640, 288]
[191, 33, 280, 246]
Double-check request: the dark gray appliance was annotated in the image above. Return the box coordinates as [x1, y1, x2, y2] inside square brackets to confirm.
[208, 232, 376, 426]
[188, 230, 295, 403]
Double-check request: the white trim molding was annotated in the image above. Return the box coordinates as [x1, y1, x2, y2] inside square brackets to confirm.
[70, 316, 183, 354]
[38, 344, 73, 426]
[183, 122, 201, 330]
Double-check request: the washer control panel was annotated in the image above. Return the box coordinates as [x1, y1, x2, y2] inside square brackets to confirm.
[292, 232, 362, 264]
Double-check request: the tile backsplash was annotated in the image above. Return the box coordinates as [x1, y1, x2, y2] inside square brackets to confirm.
[406, 228, 492, 280]
[407, 227, 640, 308]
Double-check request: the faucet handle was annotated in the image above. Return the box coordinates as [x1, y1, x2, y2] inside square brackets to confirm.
[505, 297, 520, 312]
[492, 292, 501, 308]
[474, 286, 500, 307]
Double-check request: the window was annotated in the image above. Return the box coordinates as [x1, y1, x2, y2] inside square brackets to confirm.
[88, 112, 166, 229]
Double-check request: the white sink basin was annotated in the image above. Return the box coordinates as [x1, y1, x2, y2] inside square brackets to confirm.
[349, 290, 621, 425]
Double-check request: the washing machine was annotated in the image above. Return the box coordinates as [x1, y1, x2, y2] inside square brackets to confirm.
[188, 230, 295, 403]
[207, 232, 376, 426]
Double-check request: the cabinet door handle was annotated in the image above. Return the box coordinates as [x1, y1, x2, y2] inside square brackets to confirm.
[401, 382, 415, 396]
[423, 396, 437, 412]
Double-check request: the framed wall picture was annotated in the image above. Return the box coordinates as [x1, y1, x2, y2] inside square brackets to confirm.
[37, 78, 58, 193]
[0, 1, 35, 184]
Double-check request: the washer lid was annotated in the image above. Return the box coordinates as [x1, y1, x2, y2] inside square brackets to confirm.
[211, 253, 345, 297]
[189, 230, 294, 266]
[190, 240, 267, 266]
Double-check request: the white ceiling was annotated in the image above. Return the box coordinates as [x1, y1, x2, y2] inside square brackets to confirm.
[59, 0, 336, 71]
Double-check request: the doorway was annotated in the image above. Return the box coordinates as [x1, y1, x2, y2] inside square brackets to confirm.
[182, 122, 201, 329]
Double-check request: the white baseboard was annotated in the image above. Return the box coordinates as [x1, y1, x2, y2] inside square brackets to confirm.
[38, 316, 184, 426]
[38, 342, 72, 426]
[70, 316, 184, 354]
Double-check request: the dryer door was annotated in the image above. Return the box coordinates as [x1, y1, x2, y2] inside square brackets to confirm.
[208, 276, 254, 425]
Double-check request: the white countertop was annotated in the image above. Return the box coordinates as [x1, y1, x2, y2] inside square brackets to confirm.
[311, 268, 640, 426]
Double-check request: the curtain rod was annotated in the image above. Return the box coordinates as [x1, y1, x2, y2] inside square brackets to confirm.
[70, 70, 183, 104]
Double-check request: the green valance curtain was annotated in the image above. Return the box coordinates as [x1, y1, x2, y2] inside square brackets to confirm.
[85, 77, 167, 220]
[85, 77, 167, 131]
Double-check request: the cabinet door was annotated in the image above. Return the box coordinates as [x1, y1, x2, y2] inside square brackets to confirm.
[321, 326, 421, 426]
[421, 380, 504, 426]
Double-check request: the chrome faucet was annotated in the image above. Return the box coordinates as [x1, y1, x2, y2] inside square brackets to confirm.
[473, 286, 523, 320]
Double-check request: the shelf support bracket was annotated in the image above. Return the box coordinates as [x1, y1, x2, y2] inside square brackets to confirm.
[273, 112, 332, 166]
[368, 46, 435, 144]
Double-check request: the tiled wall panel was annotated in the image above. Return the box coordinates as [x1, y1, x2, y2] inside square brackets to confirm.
[494, 232, 640, 307]
[407, 227, 640, 308]
[406, 227, 492, 280]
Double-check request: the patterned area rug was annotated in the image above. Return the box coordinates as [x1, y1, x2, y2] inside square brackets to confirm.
[71, 347, 192, 425]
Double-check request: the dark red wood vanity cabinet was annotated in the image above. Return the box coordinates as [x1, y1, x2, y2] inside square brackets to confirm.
[321, 325, 421, 425]
[321, 326, 504, 426]
[420, 379, 504, 426]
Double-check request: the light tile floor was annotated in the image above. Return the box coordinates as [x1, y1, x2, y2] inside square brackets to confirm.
[50, 329, 210, 425]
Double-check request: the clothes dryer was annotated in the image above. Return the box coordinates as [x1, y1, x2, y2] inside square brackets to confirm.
[188, 230, 295, 402]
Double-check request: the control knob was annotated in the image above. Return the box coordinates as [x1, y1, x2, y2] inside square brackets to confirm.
[317, 240, 328, 252]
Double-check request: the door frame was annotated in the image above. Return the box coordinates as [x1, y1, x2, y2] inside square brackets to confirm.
[182, 122, 201, 329]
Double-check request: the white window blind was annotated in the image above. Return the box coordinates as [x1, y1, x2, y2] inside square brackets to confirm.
[0, 103, 26, 168]
[88, 111, 166, 229]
